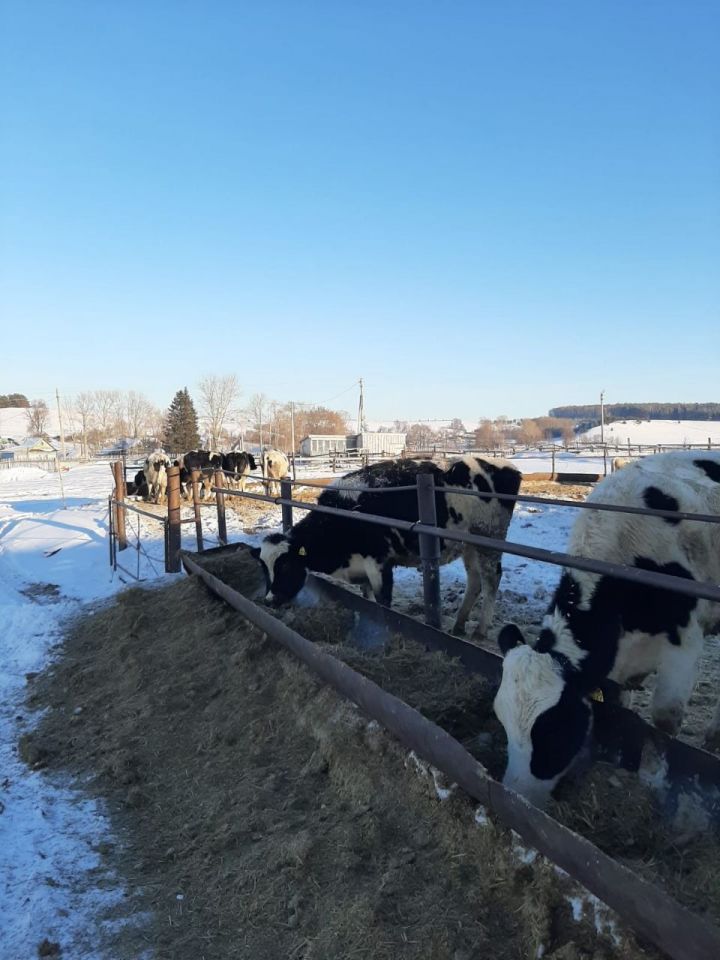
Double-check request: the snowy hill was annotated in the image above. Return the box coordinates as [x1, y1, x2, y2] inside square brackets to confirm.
[0, 406, 63, 440]
[580, 419, 720, 447]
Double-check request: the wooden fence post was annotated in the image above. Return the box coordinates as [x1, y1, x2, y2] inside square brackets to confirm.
[709, 437, 712, 450]
[551, 447, 556, 479]
[166, 465, 181, 572]
[112, 460, 128, 551]
[214, 469, 227, 545]
[417, 472, 441, 628]
[191, 469, 204, 552]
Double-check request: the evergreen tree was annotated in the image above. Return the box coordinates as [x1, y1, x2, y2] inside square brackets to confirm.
[163, 388, 200, 453]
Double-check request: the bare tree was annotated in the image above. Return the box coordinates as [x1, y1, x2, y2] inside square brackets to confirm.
[245, 392, 269, 449]
[124, 390, 154, 439]
[91, 390, 121, 444]
[198, 375, 241, 450]
[26, 399, 49, 436]
[517, 419, 543, 447]
[74, 392, 96, 458]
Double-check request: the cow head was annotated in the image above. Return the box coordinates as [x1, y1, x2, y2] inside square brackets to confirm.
[493, 623, 592, 807]
[250, 534, 309, 604]
[247, 453, 257, 471]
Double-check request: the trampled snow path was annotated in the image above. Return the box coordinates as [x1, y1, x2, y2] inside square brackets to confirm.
[0, 461, 572, 958]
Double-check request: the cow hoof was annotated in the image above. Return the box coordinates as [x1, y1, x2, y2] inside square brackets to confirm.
[451, 623, 466, 638]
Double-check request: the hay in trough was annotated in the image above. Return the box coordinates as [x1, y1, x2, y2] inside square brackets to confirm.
[21, 575, 661, 960]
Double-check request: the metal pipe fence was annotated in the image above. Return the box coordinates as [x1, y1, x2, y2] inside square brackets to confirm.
[211, 480, 720, 611]
[275, 476, 720, 525]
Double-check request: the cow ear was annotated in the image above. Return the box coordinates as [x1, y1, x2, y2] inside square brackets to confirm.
[249, 546, 261, 560]
[497, 623, 525, 656]
[297, 546, 307, 558]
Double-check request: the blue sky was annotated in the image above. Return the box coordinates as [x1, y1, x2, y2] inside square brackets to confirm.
[1, 1, 718, 423]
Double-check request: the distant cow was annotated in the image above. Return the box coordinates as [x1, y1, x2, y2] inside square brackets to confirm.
[182, 450, 222, 473]
[126, 469, 149, 499]
[494, 451, 720, 807]
[144, 452, 170, 504]
[252, 455, 522, 638]
[223, 451, 257, 491]
[262, 449, 290, 497]
[179, 450, 223, 500]
[612, 457, 633, 472]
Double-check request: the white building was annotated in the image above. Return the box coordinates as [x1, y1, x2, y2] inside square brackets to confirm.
[299, 431, 407, 457]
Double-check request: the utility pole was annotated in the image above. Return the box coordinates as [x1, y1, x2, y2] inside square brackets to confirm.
[357, 377, 364, 435]
[55, 388, 67, 461]
[600, 390, 605, 444]
[290, 400, 297, 481]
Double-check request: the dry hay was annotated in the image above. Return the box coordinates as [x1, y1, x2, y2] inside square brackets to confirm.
[21, 576, 661, 960]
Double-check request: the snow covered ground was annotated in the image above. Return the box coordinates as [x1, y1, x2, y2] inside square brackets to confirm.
[580, 419, 720, 447]
[0, 461, 574, 958]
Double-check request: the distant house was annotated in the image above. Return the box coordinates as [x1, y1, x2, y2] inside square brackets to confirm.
[299, 431, 407, 457]
[0, 436, 57, 461]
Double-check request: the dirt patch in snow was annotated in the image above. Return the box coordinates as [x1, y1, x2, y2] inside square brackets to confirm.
[23, 575, 661, 960]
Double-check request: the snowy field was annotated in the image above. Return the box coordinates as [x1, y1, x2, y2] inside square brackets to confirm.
[0, 461, 574, 957]
[580, 418, 720, 447]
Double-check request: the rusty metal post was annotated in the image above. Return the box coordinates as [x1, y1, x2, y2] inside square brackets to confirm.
[416, 472, 441, 628]
[112, 460, 128, 551]
[280, 477, 293, 533]
[166, 465, 182, 572]
[214, 469, 227, 545]
[191, 469, 204, 552]
[108, 495, 115, 568]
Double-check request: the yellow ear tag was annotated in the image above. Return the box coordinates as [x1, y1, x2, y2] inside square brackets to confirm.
[588, 688, 604, 703]
[298, 546, 307, 557]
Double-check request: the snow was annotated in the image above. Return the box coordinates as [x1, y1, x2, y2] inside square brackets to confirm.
[0, 458, 579, 957]
[0, 464, 161, 958]
[580, 419, 720, 447]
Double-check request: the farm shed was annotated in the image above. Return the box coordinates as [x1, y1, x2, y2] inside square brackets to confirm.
[299, 434, 349, 456]
[347, 431, 407, 455]
[299, 432, 408, 457]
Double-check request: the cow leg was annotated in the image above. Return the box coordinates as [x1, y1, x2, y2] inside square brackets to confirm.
[472, 553, 503, 640]
[706, 698, 720, 749]
[452, 545, 485, 637]
[652, 622, 702, 735]
[360, 558, 387, 604]
[379, 563, 394, 606]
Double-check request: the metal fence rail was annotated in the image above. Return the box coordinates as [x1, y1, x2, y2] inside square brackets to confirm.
[212, 482, 720, 608]
[275, 475, 720, 525]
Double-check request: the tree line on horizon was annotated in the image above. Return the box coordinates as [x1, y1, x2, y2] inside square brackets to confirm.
[549, 402, 720, 421]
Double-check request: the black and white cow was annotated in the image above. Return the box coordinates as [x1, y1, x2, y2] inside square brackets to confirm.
[494, 451, 720, 807]
[144, 452, 170, 504]
[251, 455, 522, 638]
[223, 451, 257, 491]
[261, 449, 290, 497]
[180, 450, 223, 499]
[126, 468, 149, 499]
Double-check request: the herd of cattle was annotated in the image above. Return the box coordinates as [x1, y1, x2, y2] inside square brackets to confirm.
[251, 450, 720, 806]
[126, 448, 290, 503]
